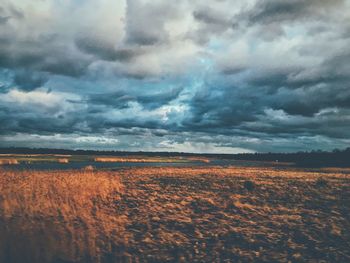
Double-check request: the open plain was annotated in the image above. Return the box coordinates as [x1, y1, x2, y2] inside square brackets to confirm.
[0, 164, 349, 263]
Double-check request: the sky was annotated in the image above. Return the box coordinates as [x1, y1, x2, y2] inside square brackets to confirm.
[0, 0, 350, 153]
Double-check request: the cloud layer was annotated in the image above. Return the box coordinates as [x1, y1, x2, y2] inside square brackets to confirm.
[1, 0, 350, 153]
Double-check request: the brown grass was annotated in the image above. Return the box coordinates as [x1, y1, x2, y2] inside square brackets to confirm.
[0, 169, 125, 263]
[58, 158, 69, 163]
[94, 157, 174, 163]
[0, 159, 19, 165]
[0, 166, 349, 262]
[93, 156, 211, 163]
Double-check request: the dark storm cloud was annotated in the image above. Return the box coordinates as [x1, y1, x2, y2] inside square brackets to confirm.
[0, 104, 83, 136]
[271, 85, 350, 116]
[88, 86, 183, 110]
[0, 2, 94, 79]
[183, 85, 261, 132]
[184, 77, 350, 133]
[1, 0, 350, 152]
[303, 51, 350, 85]
[11, 116, 81, 135]
[88, 91, 134, 109]
[0, 16, 10, 24]
[193, 8, 230, 27]
[0, 33, 92, 77]
[189, 6, 233, 44]
[249, 50, 350, 117]
[75, 35, 141, 62]
[183, 84, 350, 140]
[137, 86, 183, 109]
[183, 45, 350, 136]
[229, 0, 347, 42]
[13, 70, 49, 91]
[241, 108, 350, 140]
[125, 0, 181, 46]
[38, 47, 93, 77]
[240, 0, 345, 25]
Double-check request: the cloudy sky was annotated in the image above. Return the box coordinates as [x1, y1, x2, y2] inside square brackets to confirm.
[0, 0, 350, 153]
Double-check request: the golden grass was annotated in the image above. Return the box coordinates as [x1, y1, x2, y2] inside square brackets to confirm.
[94, 156, 210, 163]
[0, 159, 19, 165]
[113, 166, 350, 262]
[0, 166, 349, 262]
[95, 157, 149, 162]
[93, 157, 179, 163]
[57, 158, 69, 163]
[0, 169, 125, 263]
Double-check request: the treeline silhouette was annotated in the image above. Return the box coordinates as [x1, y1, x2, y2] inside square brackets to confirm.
[0, 147, 349, 167]
[232, 148, 350, 167]
[0, 147, 205, 157]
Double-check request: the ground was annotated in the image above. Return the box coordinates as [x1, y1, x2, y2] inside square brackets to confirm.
[0, 166, 349, 262]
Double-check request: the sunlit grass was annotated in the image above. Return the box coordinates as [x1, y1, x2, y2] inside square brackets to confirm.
[0, 159, 19, 165]
[0, 169, 125, 263]
[0, 166, 349, 262]
[94, 156, 192, 163]
[57, 158, 69, 163]
[0, 154, 211, 164]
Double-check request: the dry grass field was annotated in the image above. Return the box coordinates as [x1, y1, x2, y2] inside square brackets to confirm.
[0, 170, 125, 263]
[0, 159, 19, 165]
[0, 155, 210, 165]
[0, 166, 349, 262]
[94, 157, 181, 163]
[93, 157, 210, 163]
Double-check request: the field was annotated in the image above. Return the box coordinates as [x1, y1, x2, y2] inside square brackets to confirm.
[0, 165, 349, 262]
[0, 155, 209, 164]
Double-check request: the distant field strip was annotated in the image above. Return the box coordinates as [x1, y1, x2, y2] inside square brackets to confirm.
[93, 156, 209, 163]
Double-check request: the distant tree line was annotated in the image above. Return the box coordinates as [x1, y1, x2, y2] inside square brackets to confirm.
[0, 147, 199, 157]
[231, 148, 350, 167]
[0, 147, 349, 167]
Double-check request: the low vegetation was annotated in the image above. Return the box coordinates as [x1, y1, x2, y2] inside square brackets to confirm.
[93, 157, 179, 163]
[58, 158, 69, 163]
[93, 156, 209, 163]
[0, 170, 124, 263]
[0, 155, 72, 164]
[0, 159, 19, 165]
[0, 166, 349, 262]
[0, 154, 210, 165]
